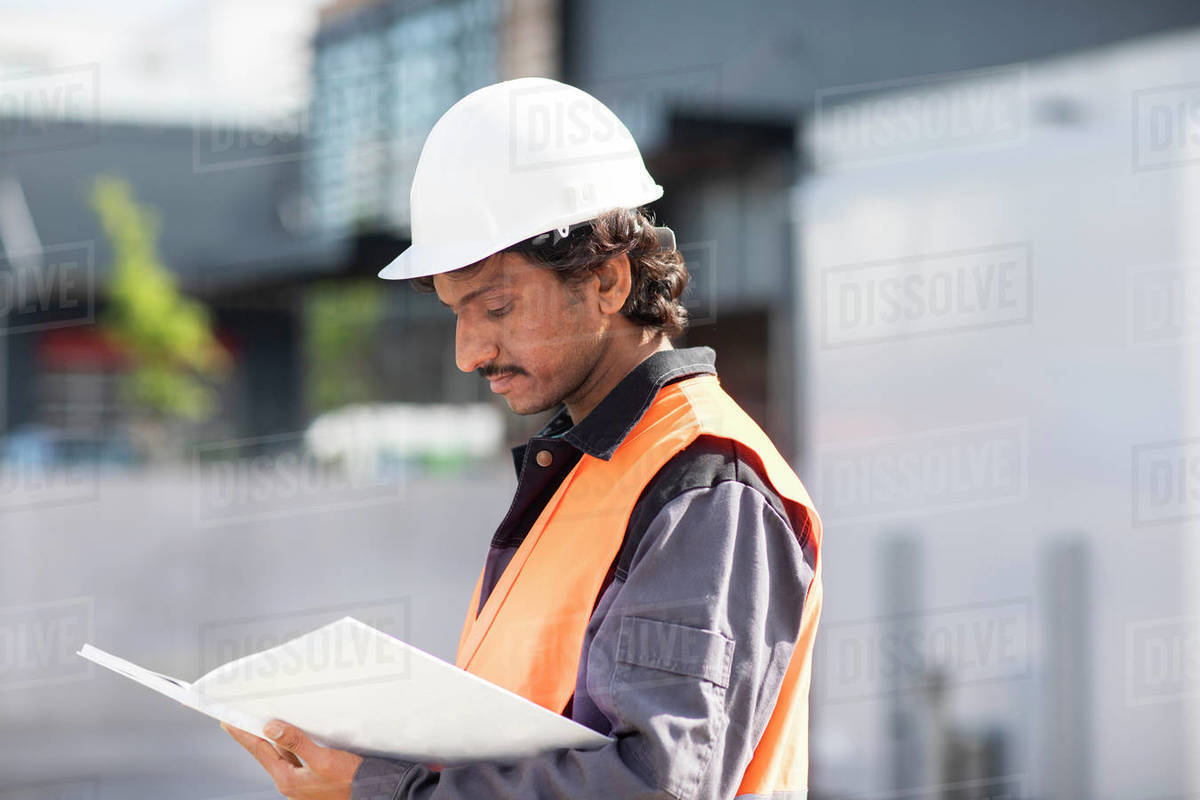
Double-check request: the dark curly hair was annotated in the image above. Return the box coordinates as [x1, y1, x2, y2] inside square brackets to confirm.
[409, 207, 690, 340]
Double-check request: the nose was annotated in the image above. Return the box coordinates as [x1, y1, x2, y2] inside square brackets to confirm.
[455, 316, 499, 374]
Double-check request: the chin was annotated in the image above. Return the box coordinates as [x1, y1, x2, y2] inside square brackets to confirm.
[505, 399, 539, 416]
[506, 392, 556, 417]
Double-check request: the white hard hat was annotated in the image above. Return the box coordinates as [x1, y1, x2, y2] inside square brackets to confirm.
[378, 77, 665, 281]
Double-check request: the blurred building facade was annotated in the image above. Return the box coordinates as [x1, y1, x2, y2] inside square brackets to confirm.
[309, 0, 502, 236]
[797, 24, 1200, 800]
[0, 119, 346, 454]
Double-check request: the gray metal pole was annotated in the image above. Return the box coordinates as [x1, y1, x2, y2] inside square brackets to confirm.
[1041, 536, 1093, 800]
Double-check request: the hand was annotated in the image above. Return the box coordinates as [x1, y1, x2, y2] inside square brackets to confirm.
[222, 719, 363, 800]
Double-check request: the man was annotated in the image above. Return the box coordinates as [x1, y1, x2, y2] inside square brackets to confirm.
[224, 77, 822, 800]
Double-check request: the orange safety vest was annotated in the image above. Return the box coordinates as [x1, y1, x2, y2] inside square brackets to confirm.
[455, 373, 823, 797]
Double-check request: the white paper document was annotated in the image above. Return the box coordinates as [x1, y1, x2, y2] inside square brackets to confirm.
[77, 616, 612, 763]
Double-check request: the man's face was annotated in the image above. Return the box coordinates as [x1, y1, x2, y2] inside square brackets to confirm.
[434, 251, 604, 415]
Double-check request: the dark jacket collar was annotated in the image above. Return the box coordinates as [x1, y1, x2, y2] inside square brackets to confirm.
[511, 346, 717, 470]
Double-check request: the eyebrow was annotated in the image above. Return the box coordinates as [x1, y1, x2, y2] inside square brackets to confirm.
[439, 283, 506, 312]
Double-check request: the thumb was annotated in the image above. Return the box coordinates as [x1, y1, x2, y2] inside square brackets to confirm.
[264, 720, 331, 771]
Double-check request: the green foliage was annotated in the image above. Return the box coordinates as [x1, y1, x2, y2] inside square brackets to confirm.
[305, 279, 384, 413]
[89, 175, 229, 421]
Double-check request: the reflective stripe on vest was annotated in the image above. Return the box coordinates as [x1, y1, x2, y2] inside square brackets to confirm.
[454, 373, 824, 797]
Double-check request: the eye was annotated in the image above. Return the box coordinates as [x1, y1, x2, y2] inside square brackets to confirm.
[486, 303, 513, 319]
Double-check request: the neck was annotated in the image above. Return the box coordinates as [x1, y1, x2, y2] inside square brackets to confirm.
[565, 331, 673, 424]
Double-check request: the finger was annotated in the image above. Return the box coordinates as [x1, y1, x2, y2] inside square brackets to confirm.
[222, 721, 295, 781]
[263, 720, 333, 772]
[245, 723, 304, 769]
[274, 744, 304, 768]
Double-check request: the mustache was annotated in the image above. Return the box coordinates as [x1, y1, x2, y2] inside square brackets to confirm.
[480, 366, 522, 379]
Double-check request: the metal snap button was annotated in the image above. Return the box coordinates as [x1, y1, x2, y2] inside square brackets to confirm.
[536, 449, 553, 467]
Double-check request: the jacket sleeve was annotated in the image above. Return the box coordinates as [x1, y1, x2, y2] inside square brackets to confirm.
[351, 480, 814, 800]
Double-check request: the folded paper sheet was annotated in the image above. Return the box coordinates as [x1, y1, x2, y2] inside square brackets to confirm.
[77, 616, 612, 763]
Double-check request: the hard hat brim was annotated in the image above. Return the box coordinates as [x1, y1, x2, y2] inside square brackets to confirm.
[378, 187, 666, 282]
[377, 238, 503, 281]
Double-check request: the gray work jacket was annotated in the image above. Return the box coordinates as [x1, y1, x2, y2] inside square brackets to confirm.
[352, 346, 817, 800]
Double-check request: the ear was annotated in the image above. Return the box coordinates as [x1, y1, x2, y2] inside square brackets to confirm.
[593, 253, 632, 315]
